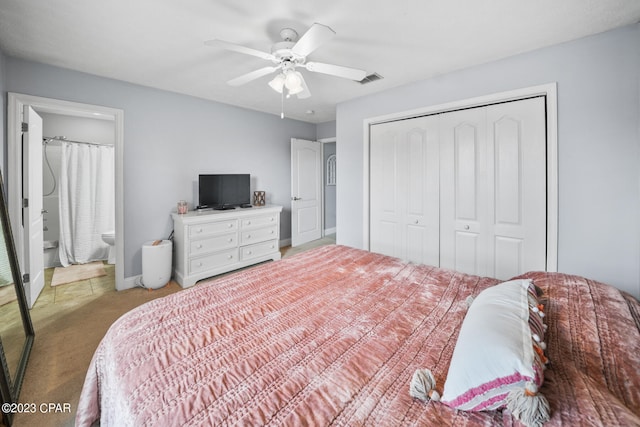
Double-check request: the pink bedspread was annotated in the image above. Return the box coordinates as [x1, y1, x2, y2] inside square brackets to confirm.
[76, 245, 640, 426]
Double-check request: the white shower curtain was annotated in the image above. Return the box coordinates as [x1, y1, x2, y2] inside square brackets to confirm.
[58, 141, 115, 267]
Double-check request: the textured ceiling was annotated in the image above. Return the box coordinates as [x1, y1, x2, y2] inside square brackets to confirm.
[1, 0, 639, 123]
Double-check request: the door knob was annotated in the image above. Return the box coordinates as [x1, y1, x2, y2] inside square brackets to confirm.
[292, 196, 302, 201]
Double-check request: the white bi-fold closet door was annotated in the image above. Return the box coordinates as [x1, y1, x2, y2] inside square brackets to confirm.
[370, 96, 546, 279]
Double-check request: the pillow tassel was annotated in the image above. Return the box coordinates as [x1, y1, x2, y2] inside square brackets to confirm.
[409, 369, 440, 402]
[505, 382, 550, 427]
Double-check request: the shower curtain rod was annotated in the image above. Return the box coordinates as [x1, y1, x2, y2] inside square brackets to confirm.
[43, 136, 112, 147]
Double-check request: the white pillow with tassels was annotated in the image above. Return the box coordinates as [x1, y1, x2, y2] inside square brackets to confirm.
[410, 279, 550, 427]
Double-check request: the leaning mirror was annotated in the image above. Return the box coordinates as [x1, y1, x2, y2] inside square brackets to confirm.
[0, 171, 35, 426]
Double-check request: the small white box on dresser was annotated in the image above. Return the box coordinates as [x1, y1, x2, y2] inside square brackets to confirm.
[171, 205, 282, 288]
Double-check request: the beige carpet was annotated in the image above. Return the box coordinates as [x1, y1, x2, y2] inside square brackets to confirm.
[12, 281, 182, 427]
[50, 262, 107, 287]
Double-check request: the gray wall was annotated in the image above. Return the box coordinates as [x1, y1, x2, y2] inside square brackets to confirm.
[336, 23, 640, 297]
[2, 57, 316, 279]
[316, 120, 336, 140]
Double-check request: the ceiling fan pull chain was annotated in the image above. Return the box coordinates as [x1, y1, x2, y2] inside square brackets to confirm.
[280, 88, 285, 119]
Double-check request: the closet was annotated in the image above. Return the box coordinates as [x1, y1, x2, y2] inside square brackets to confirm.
[369, 97, 546, 279]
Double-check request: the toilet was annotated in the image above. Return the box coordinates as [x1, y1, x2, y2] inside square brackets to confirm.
[101, 230, 116, 264]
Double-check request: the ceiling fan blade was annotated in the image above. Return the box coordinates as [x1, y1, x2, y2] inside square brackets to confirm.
[227, 66, 279, 86]
[204, 39, 276, 61]
[292, 23, 335, 57]
[296, 75, 311, 99]
[304, 61, 367, 81]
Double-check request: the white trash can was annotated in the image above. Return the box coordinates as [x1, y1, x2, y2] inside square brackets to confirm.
[142, 239, 172, 289]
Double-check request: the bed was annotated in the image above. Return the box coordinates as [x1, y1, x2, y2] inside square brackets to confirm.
[76, 245, 640, 426]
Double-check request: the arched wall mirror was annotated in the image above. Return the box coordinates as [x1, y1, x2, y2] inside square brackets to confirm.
[0, 171, 35, 426]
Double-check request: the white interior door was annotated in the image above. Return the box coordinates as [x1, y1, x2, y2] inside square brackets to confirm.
[439, 107, 489, 276]
[370, 117, 439, 265]
[291, 138, 322, 247]
[369, 97, 547, 279]
[486, 97, 547, 279]
[370, 124, 402, 258]
[23, 105, 45, 308]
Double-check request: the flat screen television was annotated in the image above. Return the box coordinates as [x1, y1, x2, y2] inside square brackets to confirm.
[198, 174, 251, 210]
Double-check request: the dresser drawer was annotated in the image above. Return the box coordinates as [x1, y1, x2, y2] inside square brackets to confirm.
[189, 249, 238, 274]
[189, 232, 237, 256]
[240, 240, 279, 261]
[241, 214, 278, 229]
[240, 225, 278, 245]
[189, 219, 237, 237]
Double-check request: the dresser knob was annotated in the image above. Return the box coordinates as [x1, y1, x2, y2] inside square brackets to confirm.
[247, 221, 251, 225]
[228, 223, 233, 228]
[227, 255, 233, 260]
[228, 238, 233, 243]
[247, 251, 252, 255]
[270, 230, 274, 234]
[247, 234, 251, 239]
[197, 244, 202, 249]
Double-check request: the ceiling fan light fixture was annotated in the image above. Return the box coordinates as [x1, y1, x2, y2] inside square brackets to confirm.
[268, 73, 285, 93]
[284, 71, 304, 93]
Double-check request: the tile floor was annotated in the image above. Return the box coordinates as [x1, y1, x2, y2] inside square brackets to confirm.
[35, 261, 116, 308]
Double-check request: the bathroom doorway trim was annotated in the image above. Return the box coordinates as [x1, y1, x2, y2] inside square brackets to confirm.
[7, 93, 126, 291]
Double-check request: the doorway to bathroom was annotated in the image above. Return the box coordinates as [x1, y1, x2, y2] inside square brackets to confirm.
[41, 114, 116, 270]
[7, 93, 124, 308]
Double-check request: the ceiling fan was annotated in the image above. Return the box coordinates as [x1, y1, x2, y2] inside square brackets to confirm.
[204, 23, 367, 100]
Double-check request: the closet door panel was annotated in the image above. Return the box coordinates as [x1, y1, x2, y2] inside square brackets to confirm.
[370, 117, 439, 264]
[404, 117, 439, 265]
[454, 124, 479, 221]
[487, 97, 546, 278]
[440, 108, 488, 276]
[369, 96, 547, 278]
[455, 231, 480, 275]
[370, 125, 402, 258]
[494, 236, 523, 279]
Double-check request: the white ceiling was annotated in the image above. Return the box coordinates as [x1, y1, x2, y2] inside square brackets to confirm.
[1, 0, 639, 123]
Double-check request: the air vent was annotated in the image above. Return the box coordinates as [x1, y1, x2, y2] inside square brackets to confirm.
[357, 72, 383, 84]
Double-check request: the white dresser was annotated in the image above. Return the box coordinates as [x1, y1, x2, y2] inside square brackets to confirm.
[171, 205, 282, 288]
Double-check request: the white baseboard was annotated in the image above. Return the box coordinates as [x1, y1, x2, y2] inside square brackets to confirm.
[121, 275, 141, 291]
[324, 227, 336, 235]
